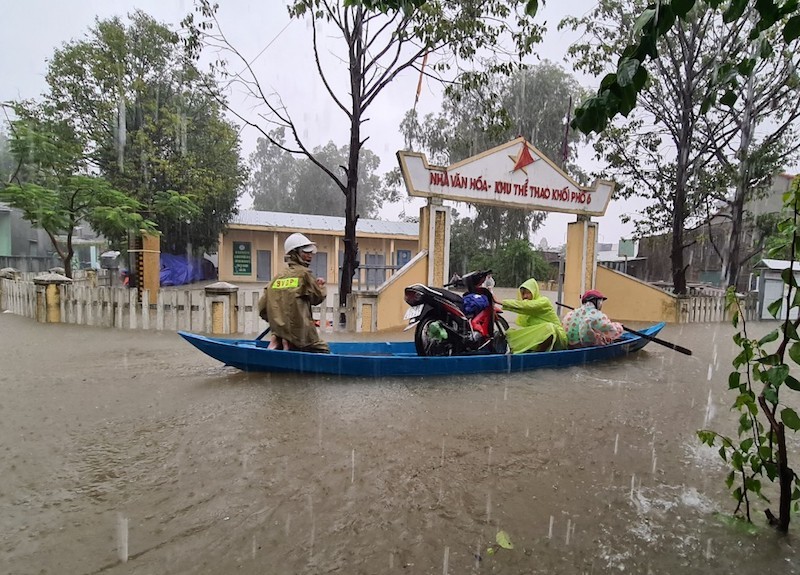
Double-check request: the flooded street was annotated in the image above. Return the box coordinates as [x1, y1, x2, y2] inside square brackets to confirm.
[1, 313, 798, 574]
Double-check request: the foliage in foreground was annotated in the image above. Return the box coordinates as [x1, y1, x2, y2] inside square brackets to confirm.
[698, 176, 800, 532]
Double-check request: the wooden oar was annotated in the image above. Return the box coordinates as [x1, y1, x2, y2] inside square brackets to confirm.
[556, 302, 692, 356]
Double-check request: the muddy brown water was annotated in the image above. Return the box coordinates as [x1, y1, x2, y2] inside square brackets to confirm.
[1, 313, 798, 574]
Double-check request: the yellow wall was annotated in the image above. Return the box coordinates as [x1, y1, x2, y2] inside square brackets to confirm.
[376, 251, 429, 331]
[218, 228, 418, 284]
[596, 266, 679, 323]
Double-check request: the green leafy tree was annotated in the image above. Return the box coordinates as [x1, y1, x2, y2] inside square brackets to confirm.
[564, 1, 734, 295]
[346, 0, 541, 14]
[40, 11, 246, 254]
[707, 36, 800, 289]
[183, 0, 545, 319]
[449, 213, 551, 287]
[448, 212, 489, 276]
[564, 0, 800, 294]
[0, 130, 15, 184]
[0, 112, 155, 277]
[248, 129, 300, 215]
[569, 1, 800, 135]
[699, 175, 800, 533]
[249, 129, 396, 218]
[364, 2, 800, 141]
[492, 239, 552, 287]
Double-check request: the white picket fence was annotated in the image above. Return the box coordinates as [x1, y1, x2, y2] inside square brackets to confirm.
[0, 279, 336, 335]
[1, 277, 760, 334]
[679, 293, 758, 323]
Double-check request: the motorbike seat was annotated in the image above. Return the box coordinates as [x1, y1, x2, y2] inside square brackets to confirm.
[425, 286, 464, 305]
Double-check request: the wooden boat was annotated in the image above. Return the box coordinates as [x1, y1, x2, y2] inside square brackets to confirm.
[178, 322, 666, 377]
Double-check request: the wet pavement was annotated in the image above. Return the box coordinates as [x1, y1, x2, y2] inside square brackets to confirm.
[0, 312, 797, 574]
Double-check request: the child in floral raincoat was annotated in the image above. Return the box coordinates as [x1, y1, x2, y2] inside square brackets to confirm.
[562, 289, 624, 348]
[501, 278, 567, 353]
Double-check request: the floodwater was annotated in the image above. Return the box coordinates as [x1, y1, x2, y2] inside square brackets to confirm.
[1, 313, 798, 574]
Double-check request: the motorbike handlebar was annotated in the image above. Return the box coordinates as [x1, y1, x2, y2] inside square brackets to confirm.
[444, 269, 492, 289]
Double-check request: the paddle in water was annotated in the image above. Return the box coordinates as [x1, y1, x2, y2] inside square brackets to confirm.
[555, 302, 692, 356]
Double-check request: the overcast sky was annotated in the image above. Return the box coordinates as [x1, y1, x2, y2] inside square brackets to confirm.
[1, 0, 641, 248]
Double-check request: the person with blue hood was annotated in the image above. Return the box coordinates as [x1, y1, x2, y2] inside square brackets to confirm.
[500, 277, 567, 353]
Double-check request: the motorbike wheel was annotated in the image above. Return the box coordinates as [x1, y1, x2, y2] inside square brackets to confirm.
[414, 316, 457, 356]
[491, 316, 510, 354]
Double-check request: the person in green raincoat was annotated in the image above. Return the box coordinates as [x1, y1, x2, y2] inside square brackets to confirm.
[501, 278, 567, 353]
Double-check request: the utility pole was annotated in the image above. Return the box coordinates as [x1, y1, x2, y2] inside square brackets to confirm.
[560, 96, 572, 169]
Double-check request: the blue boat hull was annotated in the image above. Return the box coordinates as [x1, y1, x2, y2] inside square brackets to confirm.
[178, 322, 665, 377]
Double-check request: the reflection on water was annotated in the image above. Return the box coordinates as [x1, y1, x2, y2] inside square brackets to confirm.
[0, 315, 797, 574]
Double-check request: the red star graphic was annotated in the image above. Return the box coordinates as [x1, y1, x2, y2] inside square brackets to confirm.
[509, 145, 537, 174]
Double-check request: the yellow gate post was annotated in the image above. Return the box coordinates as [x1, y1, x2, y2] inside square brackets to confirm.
[563, 216, 598, 311]
[204, 282, 239, 335]
[32, 272, 72, 324]
[418, 199, 450, 288]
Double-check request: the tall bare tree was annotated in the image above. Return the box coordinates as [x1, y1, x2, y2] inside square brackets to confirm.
[703, 22, 800, 288]
[183, 0, 544, 322]
[564, 0, 749, 294]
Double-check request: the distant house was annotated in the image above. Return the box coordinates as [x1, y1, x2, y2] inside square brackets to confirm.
[0, 203, 58, 272]
[596, 241, 647, 279]
[217, 209, 420, 288]
[636, 173, 795, 292]
[54, 225, 108, 271]
[752, 259, 800, 320]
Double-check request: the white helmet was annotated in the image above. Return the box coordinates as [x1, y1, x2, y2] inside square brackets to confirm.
[284, 232, 316, 254]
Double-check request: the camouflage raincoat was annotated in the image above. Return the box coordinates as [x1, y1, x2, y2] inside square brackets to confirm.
[258, 252, 329, 353]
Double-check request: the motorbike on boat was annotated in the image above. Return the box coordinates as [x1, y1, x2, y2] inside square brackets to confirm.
[403, 269, 509, 356]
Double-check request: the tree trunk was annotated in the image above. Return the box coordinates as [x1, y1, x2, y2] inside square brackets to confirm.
[338, 9, 364, 325]
[50, 226, 74, 279]
[339, 181, 358, 318]
[776, 422, 793, 532]
[726, 71, 756, 290]
[671, 144, 690, 295]
[63, 254, 73, 279]
[726, 185, 746, 289]
[671, 197, 687, 295]
[63, 233, 74, 279]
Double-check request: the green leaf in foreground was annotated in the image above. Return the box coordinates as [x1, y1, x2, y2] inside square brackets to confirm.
[496, 530, 514, 549]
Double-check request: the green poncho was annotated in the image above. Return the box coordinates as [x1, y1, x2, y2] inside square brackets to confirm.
[501, 278, 567, 353]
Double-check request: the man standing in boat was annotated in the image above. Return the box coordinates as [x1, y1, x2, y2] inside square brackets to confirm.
[258, 233, 330, 354]
[562, 290, 624, 348]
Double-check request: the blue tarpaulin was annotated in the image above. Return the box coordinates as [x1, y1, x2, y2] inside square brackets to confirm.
[160, 254, 217, 286]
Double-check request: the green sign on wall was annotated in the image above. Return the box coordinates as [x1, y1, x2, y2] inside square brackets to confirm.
[233, 241, 252, 275]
